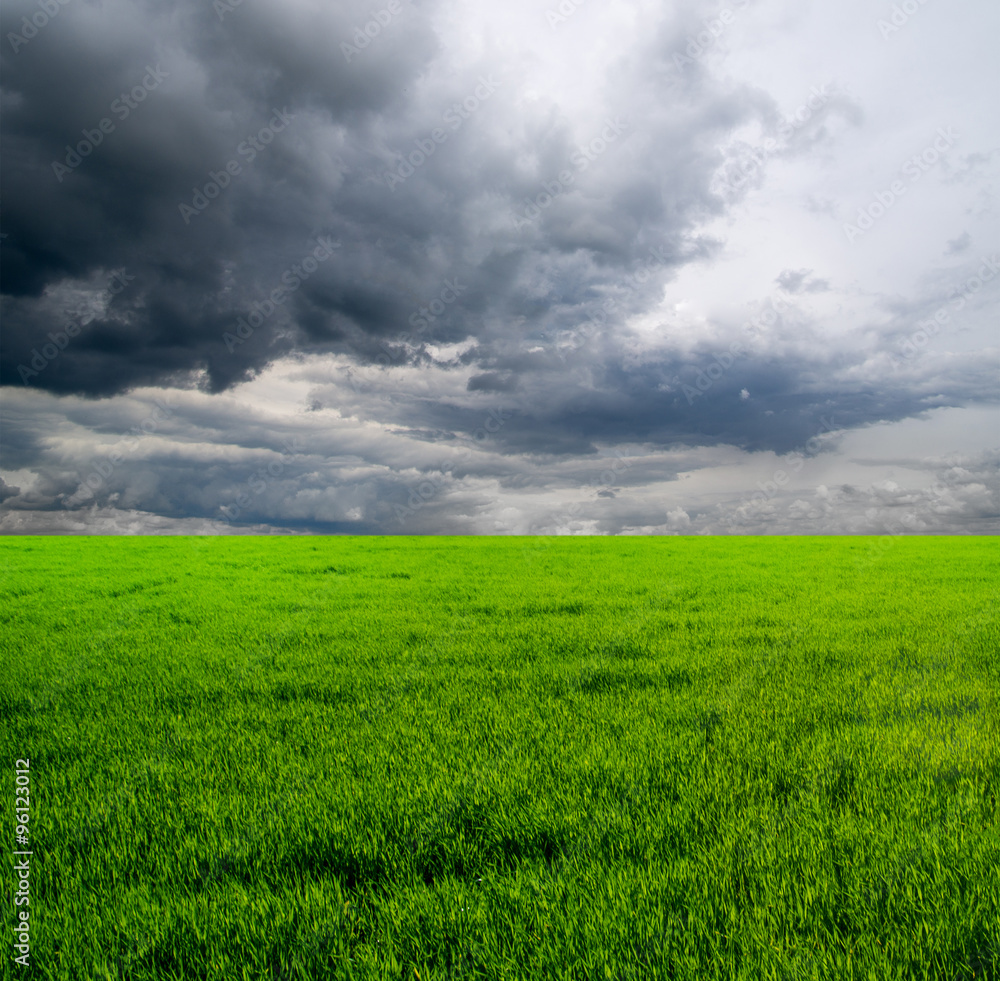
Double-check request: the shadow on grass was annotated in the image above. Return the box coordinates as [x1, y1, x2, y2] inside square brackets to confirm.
[545, 665, 695, 699]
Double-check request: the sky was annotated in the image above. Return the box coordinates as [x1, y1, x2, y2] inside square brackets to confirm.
[1, 0, 997, 535]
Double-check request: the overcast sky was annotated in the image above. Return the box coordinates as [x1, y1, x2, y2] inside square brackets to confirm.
[1, 0, 997, 535]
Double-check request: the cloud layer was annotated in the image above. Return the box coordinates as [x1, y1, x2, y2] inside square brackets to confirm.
[2, 0, 998, 534]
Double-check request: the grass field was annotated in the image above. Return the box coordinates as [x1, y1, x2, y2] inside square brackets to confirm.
[1, 536, 998, 980]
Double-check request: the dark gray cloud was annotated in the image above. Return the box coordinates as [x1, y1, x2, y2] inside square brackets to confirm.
[1, 0, 754, 399]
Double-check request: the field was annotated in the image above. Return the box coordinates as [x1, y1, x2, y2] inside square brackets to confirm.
[1, 536, 998, 980]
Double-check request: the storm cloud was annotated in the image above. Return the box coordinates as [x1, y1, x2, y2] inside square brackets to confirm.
[1, 0, 998, 534]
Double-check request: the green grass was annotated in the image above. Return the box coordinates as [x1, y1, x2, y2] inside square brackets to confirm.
[1, 536, 997, 980]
